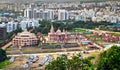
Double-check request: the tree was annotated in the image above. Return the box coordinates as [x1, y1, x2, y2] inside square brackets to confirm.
[97, 45, 120, 70]
[67, 55, 82, 70]
[0, 49, 7, 62]
[45, 55, 67, 70]
[68, 54, 92, 70]
[45, 54, 92, 70]
[32, 20, 115, 35]
[14, 28, 22, 34]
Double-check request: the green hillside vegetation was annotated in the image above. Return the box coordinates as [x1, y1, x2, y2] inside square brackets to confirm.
[45, 45, 120, 70]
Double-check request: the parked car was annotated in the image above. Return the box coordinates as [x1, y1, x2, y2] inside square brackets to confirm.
[23, 63, 29, 68]
[39, 55, 54, 66]
[9, 56, 15, 62]
[26, 55, 39, 64]
[83, 50, 89, 54]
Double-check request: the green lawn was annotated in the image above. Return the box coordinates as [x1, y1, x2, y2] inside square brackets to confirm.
[0, 59, 11, 69]
[77, 29, 86, 33]
[23, 49, 33, 53]
[111, 33, 120, 36]
[71, 29, 86, 33]
[95, 39, 105, 42]
[89, 35, 95, 38]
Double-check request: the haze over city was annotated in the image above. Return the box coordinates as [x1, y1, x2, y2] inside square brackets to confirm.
[0, 0, 120, 70]
[0, 0, 118, 3]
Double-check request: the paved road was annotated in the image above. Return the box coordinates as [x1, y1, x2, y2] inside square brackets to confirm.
[8, 50, 100, 57]
[2, 42, 12, 50]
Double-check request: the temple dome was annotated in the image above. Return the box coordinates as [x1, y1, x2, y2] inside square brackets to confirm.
[56, 28, 61, 34]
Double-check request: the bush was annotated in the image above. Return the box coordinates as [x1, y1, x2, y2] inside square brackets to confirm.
[0, 49, 7, 62]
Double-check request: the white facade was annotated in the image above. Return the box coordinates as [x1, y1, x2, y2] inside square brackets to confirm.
[0, 22, 18, 32]
[0, 23, 6, 27]
[6, 21, 18, 32]
[109, 16, 117, 23]
[19, 19, 39, 29]
[118, 17, 120, 23]
[58, 9, 69, 21]
[24, 8, 34, 19]
[49, 10, 55, 20]
[24, 8, 55, 20]
[87, 9, 95, 18]
[34, 9, 43, 20]
[43, 10, 55, 21]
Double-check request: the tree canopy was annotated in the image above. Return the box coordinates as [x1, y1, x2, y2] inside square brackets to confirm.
[29, 20, 114, 35]
[45, 54, 67, 70]
[45, 54, 93, 70]
[97, 45, 120, 70]
[45, 45, 120, 70]
[0, 49, 7, 62]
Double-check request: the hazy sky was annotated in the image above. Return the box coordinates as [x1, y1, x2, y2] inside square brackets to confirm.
[0, 0, 118, 3]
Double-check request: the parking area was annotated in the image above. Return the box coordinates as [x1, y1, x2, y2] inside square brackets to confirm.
[7, 51, 99, 69]
[7, 54, 58, 69]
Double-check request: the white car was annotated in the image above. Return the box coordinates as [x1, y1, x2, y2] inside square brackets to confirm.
[23, 63, 29, 68]
[29, 55, 34, 60]
[43, 55, 54, 65]
[32, 55, 39, 63]
[39, 55, 49, 66]
[9, 56, 15, 62]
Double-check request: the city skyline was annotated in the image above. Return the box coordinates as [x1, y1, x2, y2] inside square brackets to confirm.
[0, 0, 119, 3]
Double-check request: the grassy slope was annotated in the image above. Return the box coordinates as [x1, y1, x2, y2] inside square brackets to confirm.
[0, 59, 11, 69]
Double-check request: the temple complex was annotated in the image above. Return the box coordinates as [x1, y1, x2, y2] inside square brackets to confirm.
[12, 30, 38, 47]
[48, 25, 71, 43]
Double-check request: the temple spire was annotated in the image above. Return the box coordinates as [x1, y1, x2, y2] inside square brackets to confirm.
[50, 24, 55, 33]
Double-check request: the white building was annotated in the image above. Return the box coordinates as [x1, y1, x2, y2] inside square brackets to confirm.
[109, 16, 117, 23]
[6, 21, 18, 32]
[43, 10, 50, 21]
[58, 9, 69, 21]
[43, 9, 55, 21]
[0, 23, 6, 27]
[19, 19, 39, 30]
[118, 17, 120, 23]
[34, 9, 43, 20]
[24, 8, 55, 20]
[87, 9, 95, 18]
[48, 10, 55, 20]
[24, 8, 34, 19]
